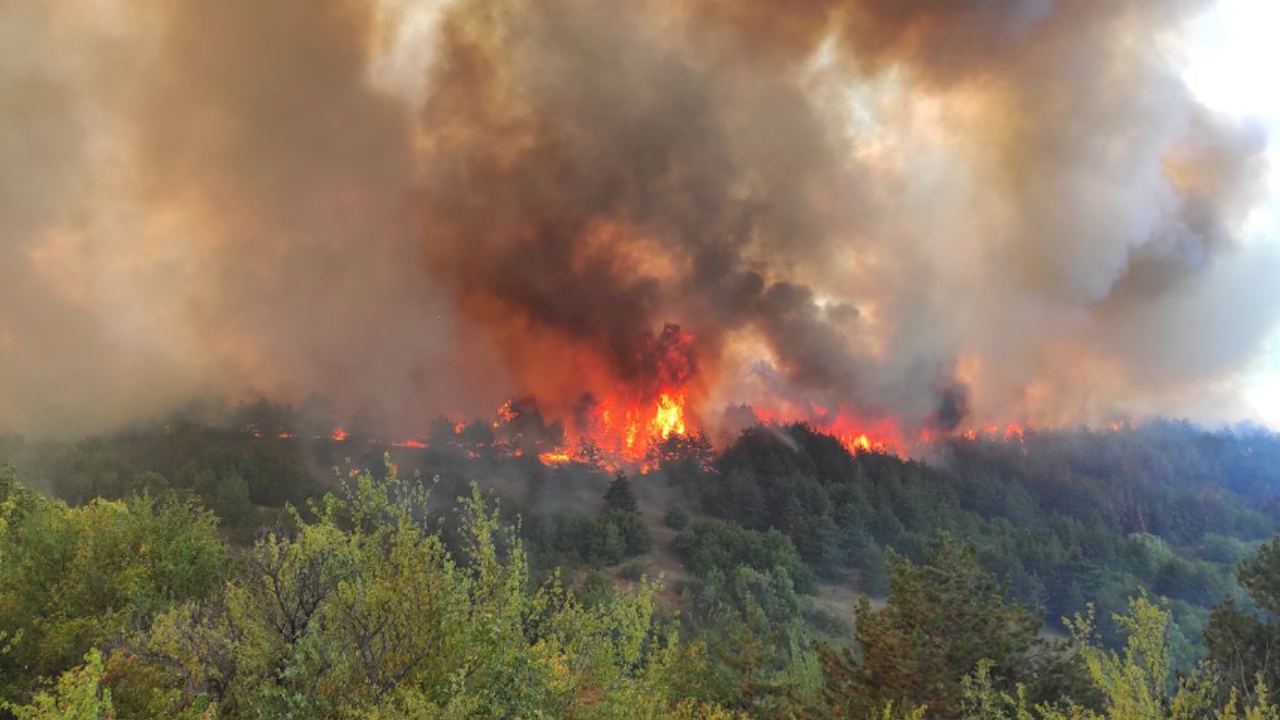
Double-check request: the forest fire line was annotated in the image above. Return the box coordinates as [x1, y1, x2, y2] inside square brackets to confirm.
[749, 406, 911, 456]
[244, 405, 1134, 472]
[237, 322, 1132, 468]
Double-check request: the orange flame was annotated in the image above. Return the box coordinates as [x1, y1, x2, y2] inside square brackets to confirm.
[494, 400, 515, 428]
[653, 392, 686, 439]
[518, 324, 696, 471]
[751, 403, 908, 457]
[331, 427, 349, 442]
[539, 450, 573, 465]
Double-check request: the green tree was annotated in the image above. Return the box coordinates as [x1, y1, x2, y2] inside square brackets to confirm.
[1206, 537, 1280, 702]
[604, 472, 640, 514]
[111, 463, 739, 719]
[665, 507, 691, 531]
[3, 650, 114, 720]
[960, 594, 1280, 720]
[814, 534, 1044, 720]
[0, 467, 225, 708]
[705, 596, 821, 719]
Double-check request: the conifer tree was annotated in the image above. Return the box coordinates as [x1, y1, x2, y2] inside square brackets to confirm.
[604, 472, 640, 514]
[813, 534, 1043, 720]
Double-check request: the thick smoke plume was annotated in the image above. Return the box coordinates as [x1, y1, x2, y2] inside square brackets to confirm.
[0, 0, 1275, 439]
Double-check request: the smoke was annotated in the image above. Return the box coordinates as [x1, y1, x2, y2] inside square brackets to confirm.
[1, 0, 487, 436]
[0, 0, 1275, 439]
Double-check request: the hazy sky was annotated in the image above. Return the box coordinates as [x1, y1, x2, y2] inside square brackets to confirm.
[1183, 0, 1280, 426]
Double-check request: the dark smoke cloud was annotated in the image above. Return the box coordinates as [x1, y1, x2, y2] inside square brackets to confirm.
[0, 0, 1275, 438]
[419, 0, 1275, 429]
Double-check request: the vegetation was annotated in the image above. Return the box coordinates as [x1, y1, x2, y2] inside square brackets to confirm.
[0, 463, 735, 719]
[3, 414, 1280, 718]
[813, 534, 1067, 720]
[1205, 537, 1280, 701]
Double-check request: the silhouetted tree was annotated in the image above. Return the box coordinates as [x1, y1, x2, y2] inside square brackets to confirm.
[604, 472, 639, 514]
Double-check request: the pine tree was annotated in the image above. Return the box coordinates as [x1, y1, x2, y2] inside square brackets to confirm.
[709, 596, 792, 718]
[1206, 537, 1280, 701]
[604, 473, 640, 514]
[813, 534, 1043, 720]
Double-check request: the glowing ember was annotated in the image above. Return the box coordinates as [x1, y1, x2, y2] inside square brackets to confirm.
[331, 427, 349, 442]
[494, 400, 515, 428]
[539, 450, 573, 465]
[958, 422, 1028, 444]
[392, 439, 427, 449]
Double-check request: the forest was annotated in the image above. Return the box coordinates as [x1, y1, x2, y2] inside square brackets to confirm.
[3, 409, 1280, 719]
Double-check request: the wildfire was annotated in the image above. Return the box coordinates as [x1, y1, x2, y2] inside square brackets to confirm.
[517, 325, 696, 470]
[539, 450, 573, 465]
[494, 400, 515, 428]
[236, 316, 1150, 468]
[473, 325, 697, 471]
[247, 394, 1142, 473]
[961, 423, 1026, 443]
[751, 404, 909, 457]
[518, 390, 689, 471]
[653, 392, 686, 439]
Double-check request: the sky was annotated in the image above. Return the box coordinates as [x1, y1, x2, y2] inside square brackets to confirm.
[1183, 0, 1280, 426]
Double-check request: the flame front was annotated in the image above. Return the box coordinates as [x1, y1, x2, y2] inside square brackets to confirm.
[535, 389, 689, 470]
[751, 403, 910, 456]
[528, 325, 695, 470]
[653, 392, 686, 439]
[295, 326, 1136, 468]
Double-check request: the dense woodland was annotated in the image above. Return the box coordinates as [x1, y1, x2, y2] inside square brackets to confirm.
[3, 406, 1280, 719]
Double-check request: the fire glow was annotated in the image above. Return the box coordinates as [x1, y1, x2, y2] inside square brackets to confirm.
[277, 321, 1132, 469]
[534, 389, 691, 469]
[744, 397, 913, 456]
[534, 326, 697, 470]
[259, 397, 1131, 472]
